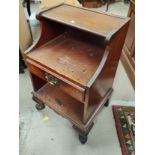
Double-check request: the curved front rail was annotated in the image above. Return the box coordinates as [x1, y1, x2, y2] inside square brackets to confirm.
[87, 35, 112, 88]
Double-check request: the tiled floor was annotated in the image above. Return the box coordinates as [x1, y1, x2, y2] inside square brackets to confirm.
[20, 1, 134, 155]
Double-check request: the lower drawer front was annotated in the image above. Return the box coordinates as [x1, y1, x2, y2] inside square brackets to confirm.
[27, 62, 85, 102]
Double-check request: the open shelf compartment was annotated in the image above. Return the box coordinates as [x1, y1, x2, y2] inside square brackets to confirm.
[32, 83, 84, 126]
[27, 31, 105, 87]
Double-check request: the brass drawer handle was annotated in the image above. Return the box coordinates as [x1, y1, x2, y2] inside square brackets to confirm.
[45, 73, 59, 86]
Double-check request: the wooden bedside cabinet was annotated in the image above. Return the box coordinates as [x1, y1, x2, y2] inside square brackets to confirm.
[25, 3, 130, 144]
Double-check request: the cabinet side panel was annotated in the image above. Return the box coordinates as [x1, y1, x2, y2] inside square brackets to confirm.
[84, 24, 129, 123]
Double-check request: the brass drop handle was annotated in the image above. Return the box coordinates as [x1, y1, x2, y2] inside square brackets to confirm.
[45, 73, 59, 86]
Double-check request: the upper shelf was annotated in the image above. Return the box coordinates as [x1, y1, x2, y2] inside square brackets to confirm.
[38, 3, 130, 38]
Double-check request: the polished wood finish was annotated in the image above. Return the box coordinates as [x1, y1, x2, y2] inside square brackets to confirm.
[25, 3, 130, 143]
[27, 32, 104, 87]
[121, 0, 135, 89]
[32, 83, 84, 126]
[40, 4, 129, 37]
[27, 60, 86, 102]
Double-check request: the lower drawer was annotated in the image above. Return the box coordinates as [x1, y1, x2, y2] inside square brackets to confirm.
[27, 62, 86, 103]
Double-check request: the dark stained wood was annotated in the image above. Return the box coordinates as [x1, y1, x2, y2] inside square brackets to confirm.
[25, 18, 65, 54]
[121, 0, 135, 89]
[32, 83, 84, 127]
[27, 62, 86, 102]
[27, 32, 104, 87]
[84, 23, 129, 123]
[40, 3, 129, 38]
[30, 73, 46, 91]
[27, 62, 46, 81]
[73, 122, 94, 144]
[83, 88, 113, 124]
[26, 58, 85, 91]
[25, 4, 130, 142]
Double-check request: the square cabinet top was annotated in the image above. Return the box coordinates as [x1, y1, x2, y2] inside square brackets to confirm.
[39, 3, 129, 37]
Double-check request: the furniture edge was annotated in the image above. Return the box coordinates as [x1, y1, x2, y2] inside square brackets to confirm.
[87, 18, 130, 88]
[87, 35, 111, 87]
[36, 3, 130, 38]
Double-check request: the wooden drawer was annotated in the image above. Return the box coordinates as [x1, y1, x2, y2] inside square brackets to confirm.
[27, 62, 46, 80]
[27, 62, 86, 103]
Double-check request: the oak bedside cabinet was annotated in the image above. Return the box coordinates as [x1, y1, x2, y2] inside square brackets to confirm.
[25, 3, 130, 144]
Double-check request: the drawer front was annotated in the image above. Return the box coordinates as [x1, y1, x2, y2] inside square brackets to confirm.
[27, 62, 46, 80]
[27, 62, 85, 102]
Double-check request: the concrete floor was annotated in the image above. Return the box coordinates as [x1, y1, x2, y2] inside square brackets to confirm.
[19, 69, 134, 155]
[20, 1, 134, 155]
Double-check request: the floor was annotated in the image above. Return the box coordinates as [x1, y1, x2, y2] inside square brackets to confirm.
[20, 1, 134, 155]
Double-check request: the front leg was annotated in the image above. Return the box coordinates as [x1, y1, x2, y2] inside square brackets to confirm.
[73, 122, 94, 144]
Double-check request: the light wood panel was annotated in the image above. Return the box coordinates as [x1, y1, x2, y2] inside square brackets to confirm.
[40, 0, 81, 9]
[121, 0, 135, 89]
[19, 0, 32, 57]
